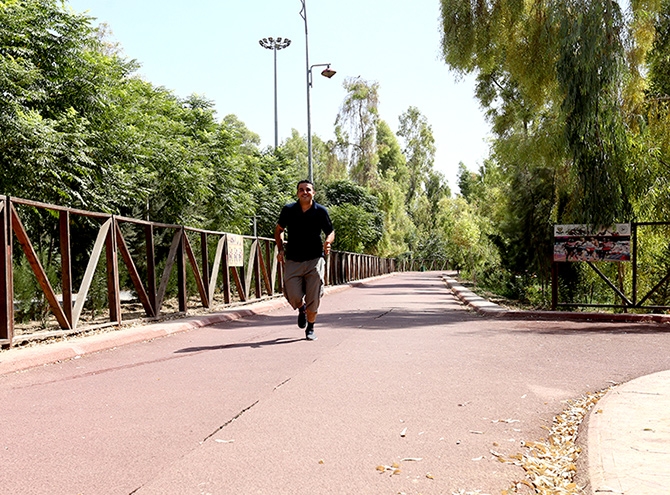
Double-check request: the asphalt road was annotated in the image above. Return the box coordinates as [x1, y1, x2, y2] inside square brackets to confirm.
[1, 271, 670, 495]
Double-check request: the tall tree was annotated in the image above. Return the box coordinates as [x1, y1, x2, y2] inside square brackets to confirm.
[440, 0, 633, 227]
[280, 130, 344, 184]
[321, 180, 383, 253]
[554, 0, 631, 226]
[375, 120, 414, 256]
[334, 77, 380, 186]
[0, 0, 114, 208]
[397, 106, 437, 207]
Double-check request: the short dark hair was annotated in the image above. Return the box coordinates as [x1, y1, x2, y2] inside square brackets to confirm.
[297, 179, 314, 190]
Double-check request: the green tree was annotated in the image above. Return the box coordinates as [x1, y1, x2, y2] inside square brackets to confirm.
[397, 106, 436, 207]
[377, 119, 408, 185]
[437, 196, 500, 285]
[375, 120, 414, 256]
[335, 77, 380, 186]
[0, 0, 115, 208]
[554, 0, 631, 226]
[321, 180, 383, 253]
[279, 130, 344, 184]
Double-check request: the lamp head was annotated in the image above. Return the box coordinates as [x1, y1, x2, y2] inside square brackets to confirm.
[321, 66, 336, 79]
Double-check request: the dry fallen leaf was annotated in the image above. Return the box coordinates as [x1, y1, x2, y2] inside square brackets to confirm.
[377, 463, 401, 475]
[426, 473, 435, 479]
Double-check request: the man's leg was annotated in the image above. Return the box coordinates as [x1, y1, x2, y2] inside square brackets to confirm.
[303, 258, 325, 340]
[283, 260, 306, 309]
[283, 260, 308, 328]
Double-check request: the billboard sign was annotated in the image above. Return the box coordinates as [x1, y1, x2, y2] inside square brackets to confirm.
[553, 224, 631, 262]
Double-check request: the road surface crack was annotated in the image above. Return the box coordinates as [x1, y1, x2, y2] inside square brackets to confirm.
[128, 400, 261, 494]
[274, 377, 291, 391]
[202, 400, 260, 443]
[374, 308, 394, 319]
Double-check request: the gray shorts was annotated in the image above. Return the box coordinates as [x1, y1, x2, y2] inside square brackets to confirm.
[283, 258, 325, 313]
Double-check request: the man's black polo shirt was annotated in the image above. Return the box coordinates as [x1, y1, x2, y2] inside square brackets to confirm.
[278, 201, 334, 262]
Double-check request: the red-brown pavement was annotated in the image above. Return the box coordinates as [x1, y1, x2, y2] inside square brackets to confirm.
[1, 271, 670, 495]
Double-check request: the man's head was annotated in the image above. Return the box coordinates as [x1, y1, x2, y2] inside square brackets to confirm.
[296, 180, 315, 206]
[297, 179, 314, 190]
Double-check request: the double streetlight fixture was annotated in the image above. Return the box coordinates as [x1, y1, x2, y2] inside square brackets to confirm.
[259, 37, 292, 150]
[299, 0, 336, 183]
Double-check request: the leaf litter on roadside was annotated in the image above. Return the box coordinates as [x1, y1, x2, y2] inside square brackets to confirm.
[491, 387, 612, 494]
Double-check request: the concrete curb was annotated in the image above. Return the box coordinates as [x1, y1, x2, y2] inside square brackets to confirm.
[0, 297, 291, 375]
[441, 274, 670, 325]
[0, 273, 396, 375]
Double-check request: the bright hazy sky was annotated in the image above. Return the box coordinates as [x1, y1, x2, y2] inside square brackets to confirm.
[66, 0, 492, 191]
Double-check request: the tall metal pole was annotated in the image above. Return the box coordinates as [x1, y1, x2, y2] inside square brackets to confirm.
[273, 46, 278, 149]
[259, 37, 291, 150]
[300, 0, 313, 182]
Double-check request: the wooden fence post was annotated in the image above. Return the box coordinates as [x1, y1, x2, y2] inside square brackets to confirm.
[145, 224, 158, 315]
[0, 197, 13, 347]
[106, 216, 121, 324]
[59, 210, 73, 325]
[201, 232, 210, 302]
[177, 227, 187, 313]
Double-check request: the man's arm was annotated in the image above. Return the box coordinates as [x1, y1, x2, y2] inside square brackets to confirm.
[324, 230, 335, 255]
[274, 224, 285, 263]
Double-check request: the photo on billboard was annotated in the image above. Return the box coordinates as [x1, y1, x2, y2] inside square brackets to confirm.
[553, 224, 631, 262]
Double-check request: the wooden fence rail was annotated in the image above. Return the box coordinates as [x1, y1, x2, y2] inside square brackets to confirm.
[0, 196, 413, 348]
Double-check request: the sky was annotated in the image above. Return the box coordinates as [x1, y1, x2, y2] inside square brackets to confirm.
[66, 0, 492, 192]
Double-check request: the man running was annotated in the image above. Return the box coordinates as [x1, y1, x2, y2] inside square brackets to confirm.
[274, 180, 335, 341]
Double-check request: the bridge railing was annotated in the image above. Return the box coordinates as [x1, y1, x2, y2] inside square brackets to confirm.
[0, 195, 401, 348]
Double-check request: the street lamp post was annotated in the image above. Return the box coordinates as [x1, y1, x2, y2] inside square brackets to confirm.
[259, 37, 291, 150]
[299, 0, 336, 183]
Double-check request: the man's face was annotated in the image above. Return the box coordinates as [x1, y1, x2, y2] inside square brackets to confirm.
[297, 182, 315, 203]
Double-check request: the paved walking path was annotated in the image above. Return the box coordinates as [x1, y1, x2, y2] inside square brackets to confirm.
[1, 271, 669, 494]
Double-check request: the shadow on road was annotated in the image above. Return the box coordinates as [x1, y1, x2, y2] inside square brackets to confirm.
[175, 337, 304, 353]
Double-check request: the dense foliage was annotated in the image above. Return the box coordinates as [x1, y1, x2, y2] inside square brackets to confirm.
[0, 0, 451, 263]
[0, 0, 298, 236]
[440, 0, 670, 307]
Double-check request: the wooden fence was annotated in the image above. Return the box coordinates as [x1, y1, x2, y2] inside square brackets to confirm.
[1, 195, 402, 348]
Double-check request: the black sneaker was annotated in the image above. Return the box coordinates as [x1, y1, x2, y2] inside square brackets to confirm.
[297, 304, 307, 329]
[305, 323, 317, 341]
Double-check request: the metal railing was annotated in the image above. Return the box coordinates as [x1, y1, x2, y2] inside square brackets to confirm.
[1, 195, 401, 347]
